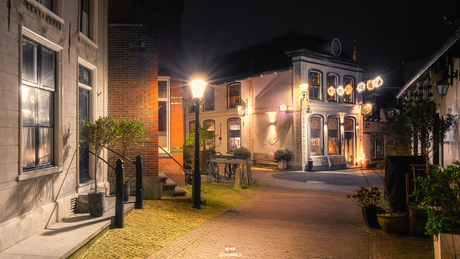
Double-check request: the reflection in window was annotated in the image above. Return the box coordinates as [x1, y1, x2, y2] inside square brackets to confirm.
[228, 118, 241, 152]
[203, 87, 215, 111]
[308, 70, 321, 100]
[228, 83, 241, 108]
[204, 120, 215, 149]
[327, 117, 339, 155]
[327, 73, 338, 102]
[310, 117, 323, 155]
[22, 37, 55, 169]
[343, 77, 354, 103]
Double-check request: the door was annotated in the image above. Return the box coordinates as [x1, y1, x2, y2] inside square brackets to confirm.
[79, 87, 91, 183]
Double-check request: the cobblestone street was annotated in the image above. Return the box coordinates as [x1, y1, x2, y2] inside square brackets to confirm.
[148, 169, 434, 258]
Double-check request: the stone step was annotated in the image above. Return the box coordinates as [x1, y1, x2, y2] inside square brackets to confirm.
[173, 185, 187, 197]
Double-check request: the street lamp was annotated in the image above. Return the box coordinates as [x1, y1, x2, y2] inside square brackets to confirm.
[190, 79, 207, 209]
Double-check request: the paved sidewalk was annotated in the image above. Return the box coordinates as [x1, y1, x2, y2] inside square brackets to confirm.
[148, 169, 434, 259]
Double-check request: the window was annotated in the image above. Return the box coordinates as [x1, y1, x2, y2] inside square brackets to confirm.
[80, 0, 90, 37]
[308, 70, 321, 100]
[310, 116, 323, 156]
[228, 118, 241, 152]
[370, 133, 384, 159]
[36, 0, 53, 10]
[78, 63, 93, 183]
[158, 77, 170, 152]
[344, 118, 355, 163]
[22, 37, 55, 170]
[203, 120, 215, 149]
[327, 117, 340, 155]
[327, 73, 338, 102]
[343, 76, 354, 104]
[203, 87, 215, 111]
[228, 83, 241, 108]
[189, 121, 195, 134]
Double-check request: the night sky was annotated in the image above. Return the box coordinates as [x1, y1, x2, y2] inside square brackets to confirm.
[182, 0, 460, 94]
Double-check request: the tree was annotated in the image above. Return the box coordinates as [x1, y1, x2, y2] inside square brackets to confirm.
[116, 118, 147, 156]
[185, 124, 217, 150]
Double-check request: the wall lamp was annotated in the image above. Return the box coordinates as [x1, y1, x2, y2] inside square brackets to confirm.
[436, 69, 458, 98]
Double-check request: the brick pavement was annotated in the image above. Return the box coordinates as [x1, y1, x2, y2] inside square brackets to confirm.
[148, 169, 434, 259]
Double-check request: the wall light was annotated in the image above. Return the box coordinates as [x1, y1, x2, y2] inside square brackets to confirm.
[279, 104, 287, 111]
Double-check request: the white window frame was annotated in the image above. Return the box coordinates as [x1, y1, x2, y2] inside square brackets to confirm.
[19, 26, 63, 180]
[78, 0, 99, 48]
[159, 76, 171, 154]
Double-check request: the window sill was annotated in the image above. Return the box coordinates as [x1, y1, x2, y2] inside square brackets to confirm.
[77, 32, 99, 50]
[18, 166, 63, 181]
[159, 152, 171, 158]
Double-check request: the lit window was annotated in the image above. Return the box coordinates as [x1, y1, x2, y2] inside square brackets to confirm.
[343, 77, 354, 104]
[308, 70, 321, 100]
[203, 87, 215, 111]
[189, 121, 195, 134]
[310, 116, 323, 155]
[327, 117, 340, 155]
[158, 77, 170, 152]
[228, 118, 241, 152]
[22, 37, 55, 170]
[203, 120, 215, 149]
[344, 118, 355, 164]
[228, 83, 241, 108]
[327, 73, 338, 102]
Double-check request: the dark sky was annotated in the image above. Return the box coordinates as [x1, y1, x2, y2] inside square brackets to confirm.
[182, 0, 460, 93]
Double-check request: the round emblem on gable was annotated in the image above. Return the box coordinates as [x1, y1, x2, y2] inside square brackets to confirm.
[331, 38, 342, 57]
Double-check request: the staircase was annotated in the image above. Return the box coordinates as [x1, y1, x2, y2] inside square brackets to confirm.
[159, 172, 186, 197]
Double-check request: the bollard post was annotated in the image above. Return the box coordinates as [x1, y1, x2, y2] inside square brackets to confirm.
[115, 159, 124, 228]
[135, 155, 143, 209]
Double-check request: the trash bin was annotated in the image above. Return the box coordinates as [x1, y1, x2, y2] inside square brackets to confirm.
[307, 159, 313, 172]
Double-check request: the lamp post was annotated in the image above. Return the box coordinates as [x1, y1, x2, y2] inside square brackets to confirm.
[190, 79, 207, 209]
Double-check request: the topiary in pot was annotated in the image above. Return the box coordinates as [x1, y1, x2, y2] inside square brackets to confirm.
[233, 146, 251, 159]
[274, 149, 292, 169]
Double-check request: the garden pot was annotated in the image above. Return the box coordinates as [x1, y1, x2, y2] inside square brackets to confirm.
[434, 233, 460, 259]
[362, 207, 386, 229]
[88, 192, 105, 217]
[377, 212, 407, 234]
[278, 160, 287, 169]
[124, 182, 130, 202]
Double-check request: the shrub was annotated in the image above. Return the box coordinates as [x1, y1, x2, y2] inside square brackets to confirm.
[274, 149, 292, 162]
[347, 186, 382, 208]
[233, 147, 251, 159]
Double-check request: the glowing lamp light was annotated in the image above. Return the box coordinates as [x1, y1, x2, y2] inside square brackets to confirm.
[268, 111, 276, 123]
[327, 86, 336, 96]
[366, 80, 374, 91]
[337, 85, 344, 96]
[373, 76, 383, 88]
[344, 84, 353, 95]
[357, 146, 365, 164]
[357, 82, 366, 92]
[279, 104, 287, 111]
[300, 83, 309, 93]
[190, 79, 207, 99]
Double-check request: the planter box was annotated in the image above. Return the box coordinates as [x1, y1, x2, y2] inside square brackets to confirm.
[434, 233, 460, 259]
[278, 160, 287, 169]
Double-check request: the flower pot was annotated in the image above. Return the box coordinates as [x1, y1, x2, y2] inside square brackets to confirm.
[124, 182, 130, 202]
[278, 160, 287, 169]
[88, 192, 105, 217]
[434, 233, 460, 259]
[362, 207, 386, 229]
[377, 212, 407, 234]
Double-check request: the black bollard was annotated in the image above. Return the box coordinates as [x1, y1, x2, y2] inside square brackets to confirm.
[115, 159, 124, 228]
[135, 155, 143, 209]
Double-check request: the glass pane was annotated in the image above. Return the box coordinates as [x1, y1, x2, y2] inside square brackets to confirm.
[37, 89, 53, 126]
[204, 120, 215, 149]
[229, 137, 240, 151]
[36, 0, 53, 10]
[344, 118, 354, 131]
[41, 48, 55, 89]
[82, 0, 90, 12]
[328, 118, 339, 154]
[81, 12, 89, 36]
[327, 74, 337, 101]
[370, 140, 376, 159]
[78, 65, 91, 86]
[310, 138, 321, 156]
[344, 77, 353, 103]
[39, 127, 53, 164]
[22, 86, 36, 125]
[23, 127, 35, 167]
[159, 101, 167, 132]
[159, 81, 167, 99]
[308, 72, 321, 100]
[22, 40, 37, 84]
[189, 121, 195, 133]
[204, 88, 215, 111]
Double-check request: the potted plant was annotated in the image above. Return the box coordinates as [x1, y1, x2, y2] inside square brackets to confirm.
[80, 116, 119, 217]
[186, 124, 217, 174]
[274, 149, 292, 169]
[116, 118, 147, 201]
[347, 186, 385, 229]
[412, 161, 460, 258]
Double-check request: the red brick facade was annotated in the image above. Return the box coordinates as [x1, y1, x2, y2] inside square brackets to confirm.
[108, 1, 184, 185]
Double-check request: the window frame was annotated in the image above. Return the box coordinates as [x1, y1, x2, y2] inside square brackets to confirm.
[343, 76, 355, 104]
[370, 133, 384, 159]
[158, 76, 171, 153]
[309, 116, 323, 156]
[326, 73, 339, 102]
[308, 70, 322, 100]
[80, 0, 90, 38]
[189, 121, 196, 134]
[203, 120, 216, 150]
[327, 116, 340, 155]
[227, 118, 241, 152]
[227, 83, 241, 108]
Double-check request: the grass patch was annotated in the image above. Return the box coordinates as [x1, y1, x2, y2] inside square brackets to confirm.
[81, 181, 268, 259]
